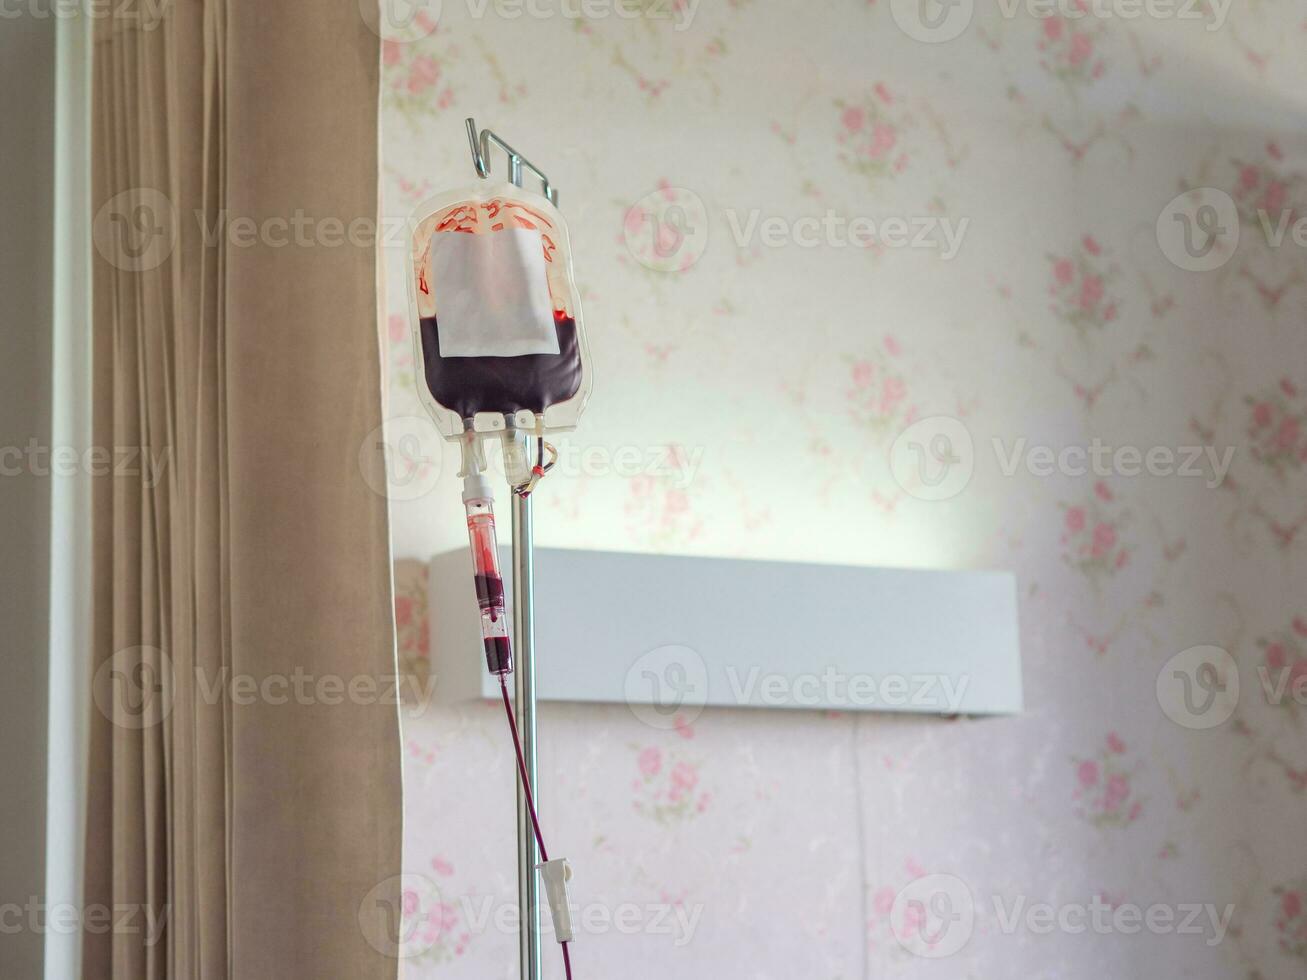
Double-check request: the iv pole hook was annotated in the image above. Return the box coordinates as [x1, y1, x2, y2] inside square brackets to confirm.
[465, 117, 559, 206]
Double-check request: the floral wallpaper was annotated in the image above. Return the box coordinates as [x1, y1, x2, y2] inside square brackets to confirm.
[377, 1, 1307, 977]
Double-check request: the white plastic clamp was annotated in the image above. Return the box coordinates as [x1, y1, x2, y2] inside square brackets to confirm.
[536, 858, 574, 943]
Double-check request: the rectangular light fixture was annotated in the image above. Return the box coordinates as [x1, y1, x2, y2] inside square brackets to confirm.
[427, 548, 1022, 716]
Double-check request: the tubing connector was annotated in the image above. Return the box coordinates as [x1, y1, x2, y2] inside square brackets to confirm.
[457, 426, 489, 480]
[501, 428, 533, 490]
[462, 467, 493, 506]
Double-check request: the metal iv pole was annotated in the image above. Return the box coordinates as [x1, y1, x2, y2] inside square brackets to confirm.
[510, 493, 541, 980]
[466, 117, 557, 980]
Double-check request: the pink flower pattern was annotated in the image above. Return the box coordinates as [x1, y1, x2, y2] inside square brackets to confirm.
[382, 24, 457, 120]
[1244, 379, 1307, 477]
[623, 444, 706, 547]
[396, 874, 472, 963]
[1256, 616, 1307, 719]
[632, 745, 710, 824]
[1228, 142, 1305, 238]
[1274, 880, 1307, 960]
[1047, 235, 1120, 336]
[844, 336, 917, 434]
[834, 83, 914, 184]
[1037, 13, 1107, 87]
[393, 560, 430, 700]
[1073, 733, 1143, 828]
[1060, 483, 1131, 581]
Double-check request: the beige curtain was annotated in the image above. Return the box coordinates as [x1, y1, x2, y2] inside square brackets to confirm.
[84, 2, 402, 978]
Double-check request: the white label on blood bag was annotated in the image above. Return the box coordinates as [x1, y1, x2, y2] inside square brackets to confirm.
[429, 227, 560, 358]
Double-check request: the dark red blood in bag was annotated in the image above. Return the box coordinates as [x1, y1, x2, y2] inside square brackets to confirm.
[419, 311, 582, 419]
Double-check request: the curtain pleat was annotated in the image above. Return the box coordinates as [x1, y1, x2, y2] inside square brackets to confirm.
[85, 3, 401, 978]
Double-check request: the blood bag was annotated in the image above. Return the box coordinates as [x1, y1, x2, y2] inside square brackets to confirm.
[406, 181, 592, 439]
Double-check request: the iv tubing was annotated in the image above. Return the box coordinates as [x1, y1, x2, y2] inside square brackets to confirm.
[498, 673, 574, 979]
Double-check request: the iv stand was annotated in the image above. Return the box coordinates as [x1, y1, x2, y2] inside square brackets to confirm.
[511, 493, 541, 980]
[466, 117, 553, 980]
